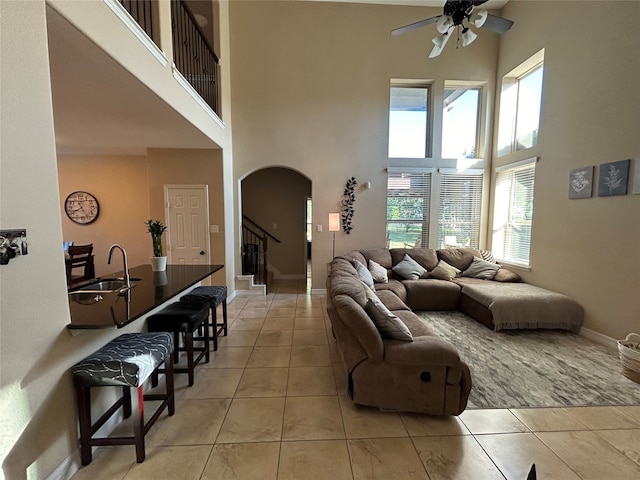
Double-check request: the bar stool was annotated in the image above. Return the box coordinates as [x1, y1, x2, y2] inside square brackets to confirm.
[71, 332, 175, 465]
[147, 301, 210, 386]
[180, 285, 228, 351]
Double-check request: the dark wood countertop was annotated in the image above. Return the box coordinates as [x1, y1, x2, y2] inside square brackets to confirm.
[66, 264, 224, 329]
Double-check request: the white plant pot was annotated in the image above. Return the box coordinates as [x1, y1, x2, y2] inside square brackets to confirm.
[150, 256, 167, 272]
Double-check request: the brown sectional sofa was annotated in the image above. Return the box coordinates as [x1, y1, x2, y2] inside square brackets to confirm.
[326, 246, 584, 415]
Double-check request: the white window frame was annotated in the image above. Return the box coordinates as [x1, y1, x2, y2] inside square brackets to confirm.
[388, 79, 432, 159]
[437, 169, 484, 249]
[442, 82, 483, 160]
[492, 157, 537, 268]
[497, 50, 545, 157]
[386, 168, 434, 249]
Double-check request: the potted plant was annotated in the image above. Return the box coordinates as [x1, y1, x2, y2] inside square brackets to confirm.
[145, 219, 167, 271]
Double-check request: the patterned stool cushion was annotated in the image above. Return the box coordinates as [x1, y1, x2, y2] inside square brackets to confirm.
[181, 286, 227, 307]
[147, 301, 209, 332]
[72, 332, 173, 388]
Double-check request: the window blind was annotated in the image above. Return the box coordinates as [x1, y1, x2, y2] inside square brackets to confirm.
[386, 171, 432, 249]
[438, 172, 483, 249]
[492, 159, 536, 266]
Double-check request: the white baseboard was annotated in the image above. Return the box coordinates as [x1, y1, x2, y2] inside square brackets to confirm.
[311, 288, 326, 295]
[579, 326, 617, 352]
[273, 274, 306, 280]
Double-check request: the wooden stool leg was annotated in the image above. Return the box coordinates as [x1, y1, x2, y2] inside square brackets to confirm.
[76, 386, 93, 466]
[222, 299, 228, 336]
[132, 386, 145, 463]
[211, 306, 218, 351]
[122, 386, 132, 418]
[165, 354, 175, 415]
[173, 331, 180, 363]
[185, 331, 195, 386]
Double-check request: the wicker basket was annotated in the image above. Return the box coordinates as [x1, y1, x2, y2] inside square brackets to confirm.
[618, 333, 640, 384]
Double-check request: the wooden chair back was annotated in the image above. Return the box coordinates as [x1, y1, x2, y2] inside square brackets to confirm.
[66, 244, 95, 286]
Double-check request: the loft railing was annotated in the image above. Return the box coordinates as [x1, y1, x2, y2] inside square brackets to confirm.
[242, 215, 281, 294]
[171, 0, 221, 116]
[118, 0, 157, 44]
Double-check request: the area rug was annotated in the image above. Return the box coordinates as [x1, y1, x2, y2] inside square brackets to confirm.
[418, 311, 640, 409]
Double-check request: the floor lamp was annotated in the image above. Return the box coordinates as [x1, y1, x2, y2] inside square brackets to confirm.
[329, 213, 340, 258]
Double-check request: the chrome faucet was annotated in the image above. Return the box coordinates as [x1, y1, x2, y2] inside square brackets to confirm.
[107, 243, 131, 292]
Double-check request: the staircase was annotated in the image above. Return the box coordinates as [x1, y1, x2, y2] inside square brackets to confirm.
[241, 215, 281, 294]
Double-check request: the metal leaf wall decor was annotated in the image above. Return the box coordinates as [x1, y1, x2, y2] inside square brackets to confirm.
[341, 177, 357, 234]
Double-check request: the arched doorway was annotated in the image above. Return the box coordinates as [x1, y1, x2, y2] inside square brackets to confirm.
[241, 167, 312, 292]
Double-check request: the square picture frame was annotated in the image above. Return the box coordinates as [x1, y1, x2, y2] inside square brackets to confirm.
[597, 159, 629, 197]
[568, 166, 594, 199]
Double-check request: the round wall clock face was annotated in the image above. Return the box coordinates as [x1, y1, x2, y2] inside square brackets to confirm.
[65, 191, 100, 225]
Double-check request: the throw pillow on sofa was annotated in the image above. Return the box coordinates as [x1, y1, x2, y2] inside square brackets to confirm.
[353, 259, 375, 290]
[362, 283, 413, 341]
[462, 256, 501, 280]
[368, 259, 388, 283]
[392, 254, 427, 280]
[429, 260, 461, 281]
[493, 268, 522, 282]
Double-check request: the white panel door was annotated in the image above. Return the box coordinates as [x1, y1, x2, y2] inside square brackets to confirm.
[165, 185, 210, 265]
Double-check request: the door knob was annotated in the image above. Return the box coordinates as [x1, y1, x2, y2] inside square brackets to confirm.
[200, 251, 205, 255]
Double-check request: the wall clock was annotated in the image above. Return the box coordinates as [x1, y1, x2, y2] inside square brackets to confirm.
[64, 191, 100, 225]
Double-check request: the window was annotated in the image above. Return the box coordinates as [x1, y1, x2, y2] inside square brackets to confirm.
[442, 85, 481, 159]
[492, 158, 536, 266]
[438, 170, 483, 249]
[388, 81, 430, 158]
[497, 50, 545, 156]
[386, 170, 432, 248]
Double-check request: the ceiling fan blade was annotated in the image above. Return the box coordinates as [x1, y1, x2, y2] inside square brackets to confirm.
[391, 15, 440, 36]
[480, 14, 514, 34]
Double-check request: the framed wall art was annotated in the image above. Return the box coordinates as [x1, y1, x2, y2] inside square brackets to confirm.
[568, 166, 594, 199]
[597, 159, 629, 197]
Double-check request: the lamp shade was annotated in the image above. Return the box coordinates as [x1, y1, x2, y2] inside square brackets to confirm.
[469, 9, 488, 28]
[461, 28, 478, 47]
[436, 15, 453, 33]
[329, 213, 340, 232]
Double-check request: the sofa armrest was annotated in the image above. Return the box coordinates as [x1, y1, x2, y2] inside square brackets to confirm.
[384, 335, 462, 367]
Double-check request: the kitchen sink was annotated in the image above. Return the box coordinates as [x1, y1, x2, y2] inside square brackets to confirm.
[70, 278, 139, 294]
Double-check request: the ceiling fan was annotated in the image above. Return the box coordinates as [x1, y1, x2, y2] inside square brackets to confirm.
[391, 0, 514, 58]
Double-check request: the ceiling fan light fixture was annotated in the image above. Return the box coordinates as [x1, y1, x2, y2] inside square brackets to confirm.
[469, 9, 488, 28]
[436, 15, 454, 33]
[461, 27, 477, 47]
[432, 30, 452, 49]
[429, 44, 444, 58]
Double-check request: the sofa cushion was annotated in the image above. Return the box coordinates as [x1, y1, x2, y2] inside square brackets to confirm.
[429, 260, 460, 281]
[361, 248, 393, 269]
[403, 279, 462, 311]
[394, 310, 435, 337]
[353, 259, 375, 290]
[462, 256, 501, 280]
[373, 279, 407, 302]
[375, 289, 410, 311]
[328, 268, 368, 308]
[392, 254, 427, 280]
[363, 285, 413, 341]
[390, 248, 438, 272]
[368, 259, 388, 283]
[493, 268, 522, 282]
[436, 247, 483, 271]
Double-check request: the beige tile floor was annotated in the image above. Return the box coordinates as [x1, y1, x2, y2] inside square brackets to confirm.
[71, 279, 640, 480]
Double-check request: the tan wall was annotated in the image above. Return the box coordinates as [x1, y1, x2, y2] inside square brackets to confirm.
[492, 1, 640, 339]
[242, 168, 311, 277]
[147, 148, 226, 285]
[57, 155, 151, 276]
[229, 1, 499, 290]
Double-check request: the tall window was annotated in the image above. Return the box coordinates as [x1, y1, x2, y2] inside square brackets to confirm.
[442, 85, 481, 159]
[492, 158, 536, 266]
[497, 50, 545, 156]
[386, 170, 432, 248]
[388, 81, 430, 158]
[438, 170, 483, 249]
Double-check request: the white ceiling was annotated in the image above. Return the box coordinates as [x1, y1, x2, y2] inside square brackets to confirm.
[46, 1, 509, 156]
